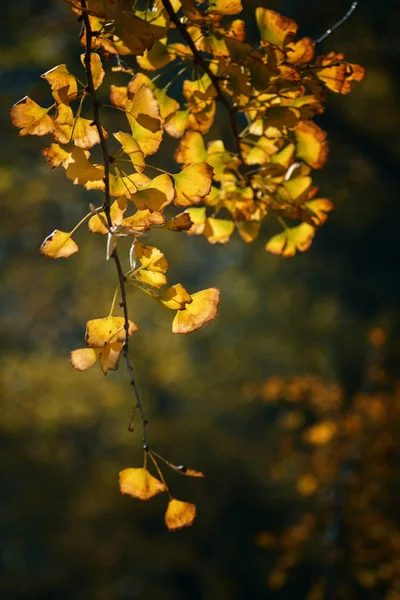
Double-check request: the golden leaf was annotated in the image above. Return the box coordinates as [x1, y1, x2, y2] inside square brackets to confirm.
[203, 217, 235, 244]
[164, 212, 193, 231]
[208, 0, 242, 15]
[40, 230, 79, 259]
[236, 221, 261, 243]
[126, 85, 162, 156]
[131, 174, 175, 212]
[10, 96, 54, 137]
[69, 348, 99, 371]
[41, 64, 78, 104]
[172, 288, 220, 334]
[295, 121, 328, 169]
[114, 131, 145, 172]
[175, 131, 207, 167]
[88, 196, 128, 234]
[256, 8, 297, 49]
[122, 209, 166, 233]
[159, 284, 192, 310]
[80, 53, 105, 90]
[119, 468, 166, 500]
[266, 223, 315, 258]
[174, 163, 214, 207]
[165, 498, 197, 531]
[86, 316, 138, 347]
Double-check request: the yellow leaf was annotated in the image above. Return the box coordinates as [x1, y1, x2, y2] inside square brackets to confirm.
[256, 8, 297, 49]
[41, 64, 78, 104]
[131, 174, 175, 212]
[40, 230, 79, 259]
[236, 221, 260, 243]
[174, 163, 214, 207]
[80, 53, 105, 90]
[172, 288, 220, 334]
[10, 96, 54, 137]
[305, 198, 333, 226]
[314, 52, 365, 94]
[203, 217, 235, 244]
[114, 131, 145, 172]
[136, 270, 167, 288]
[69, 348, 99, 371]
[164, 212, 193, 231]
[164, 109, 190, 139]
[119, 468, 166, 500]
[135, 241, 168, 272]
[295, 121, 328, 169]
[186, 206, 206, 235]
[303, 421, 337, 446]
[98, 342, 123, 374]
[165, 498, 197, 531]
[266, 223, 315, 258]
[88, 196, 128, 234]
[123, 209, 166, 233]
[126, 85, 162, 156]
[208, 0, 242, 15]
[136, 39, 176, 71]
[42, 143, 71, 169]
[54, 146, 105, 190]
[86, 316, 138, 347]
[159, 284, 192, 310]
[175, 131, 207, 167]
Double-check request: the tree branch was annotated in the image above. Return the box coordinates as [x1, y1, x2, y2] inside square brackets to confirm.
[314, 2, 358, 46]
[80, 0, 148, 447]
[161, 0, 248, 173]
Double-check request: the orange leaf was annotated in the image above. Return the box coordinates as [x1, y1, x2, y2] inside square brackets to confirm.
[164, 212, 193, 231]
[165, 499, 197, 531]
[40, 230, 79, 259]
[172, 288, 220, 334]
[119, 468, 166, 500]
[256, 8, 297, 49]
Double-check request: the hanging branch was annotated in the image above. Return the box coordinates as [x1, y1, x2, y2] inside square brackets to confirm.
[80, 0, 148, 447]
[161, 0, 248, 174]
[314, 2, 358, 45]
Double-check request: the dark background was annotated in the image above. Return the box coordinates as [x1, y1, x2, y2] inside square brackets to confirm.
[1, 1, 400, 598]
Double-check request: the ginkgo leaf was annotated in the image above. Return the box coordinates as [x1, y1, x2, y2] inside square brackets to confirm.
[70, 347, 99, 371]
[256, 8, 297, 49]
[54, 146, 105, 190]
[265, 223, 315, 258]
[186, 206, 206, 235]
[164, 212, 193, 231]
[305, 198, 333, 226]
[10, 96, 54, 137]
[136, 270, 167, 288]
[174, 163, 213, 207]
[136, 39, 176, 71]
[203, 218, 235, 244]
[131, 174, 175, 211]
[236, 221, 261, 243]
[126, 85, 162, 156]
[314, 52, 365, 94]
[208, 0, 242, 15]
[123, 209, 166, 233]
[164, 109, 190, 139]
[99, 341, 124, 374]
[159, 284, 192, 310]
[86, 316, 138, 347]
[165, 498, 197, 531]
[175, 131, 207, 166]
[119, 468, 166, 500]
[172, 288, 220, 334]
[294, 121, 328, 169]
[41, 64, 78, 104]
[80, 53, 105, 90]
[114, 131, 145, 172]
[88, 196, 128, 234]
[40, 230, 79, 259]
[135, 242, 168, 272]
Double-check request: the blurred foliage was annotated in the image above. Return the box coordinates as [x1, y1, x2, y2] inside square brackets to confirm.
[1, 1, 400, 599]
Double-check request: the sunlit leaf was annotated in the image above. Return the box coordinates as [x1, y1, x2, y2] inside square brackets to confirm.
[164, 212, 193, 231]
[114, 131, 145, 172]
[159, 284, 192, 310]
[119, 467, 166, 500]
[69, 348, 99, 371]
[80, 52, 105, 90]
[295, 121, 328, 169]
[41, 64, 78, 104]
[86, 316, 138, 347]
[203, 217, 235, 244]
[266, 223, 315, 258]
[10, 96, 54, 137]
[126, 85, 163, 156]
[174, 163, 213, 207]
[40, 230, 79, 259]
[131, 174, 175, 212]
[165, 498, 197, 531]
[172, 288, 220, 334]
[256, 8, 297, 49]
[208, 0, 242, 16]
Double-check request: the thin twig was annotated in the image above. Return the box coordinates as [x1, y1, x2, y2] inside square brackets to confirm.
[314, 2, 358, 46]
[80, 0, 148, 447]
